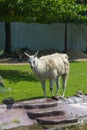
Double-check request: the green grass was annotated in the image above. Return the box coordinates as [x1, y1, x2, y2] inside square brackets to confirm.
[0, 62, 87, 103]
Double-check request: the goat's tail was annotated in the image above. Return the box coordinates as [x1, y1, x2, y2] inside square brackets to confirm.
[64, 54, 69, 60]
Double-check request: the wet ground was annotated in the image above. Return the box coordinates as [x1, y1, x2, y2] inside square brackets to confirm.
[0, 94, 87, 130]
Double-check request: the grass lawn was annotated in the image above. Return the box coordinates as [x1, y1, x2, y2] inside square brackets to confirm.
[0, 61, 87, 103]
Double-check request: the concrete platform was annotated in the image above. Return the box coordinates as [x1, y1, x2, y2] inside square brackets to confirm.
[0, 108, 33, 130]
[0, 95, 87, 130]
[36, 115, 78, 124]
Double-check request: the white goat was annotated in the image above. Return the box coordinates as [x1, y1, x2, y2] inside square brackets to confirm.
[25, 52, 69, 98]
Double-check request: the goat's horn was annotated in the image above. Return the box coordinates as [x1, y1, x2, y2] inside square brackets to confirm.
[24, 52, 30, 57]
[34, 51, 39, 57]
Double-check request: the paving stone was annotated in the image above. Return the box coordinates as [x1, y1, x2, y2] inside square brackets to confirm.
[36, 115, 78, 124]
[14, 98, 57, 109]
[0, 96, 87, 129]
[0, 109, 34, 130]
[27, 107, 65, 119]
[0, 104, 6, 113]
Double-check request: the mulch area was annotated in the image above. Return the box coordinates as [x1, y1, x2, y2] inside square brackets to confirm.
[0, 58, 28, 64]
[0, 49, 87, 64]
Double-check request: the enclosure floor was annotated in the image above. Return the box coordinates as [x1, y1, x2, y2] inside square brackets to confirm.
[0, 95, 87, 129]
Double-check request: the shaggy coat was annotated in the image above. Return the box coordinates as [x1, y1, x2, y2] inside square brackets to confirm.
[25, 52, 69, 98]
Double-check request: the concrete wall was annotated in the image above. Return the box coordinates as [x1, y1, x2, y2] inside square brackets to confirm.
[0, 22, 87, 52]
[11, 22, 65, 51]
[71, 24, 87, 51]
[0, 22, 5, 51]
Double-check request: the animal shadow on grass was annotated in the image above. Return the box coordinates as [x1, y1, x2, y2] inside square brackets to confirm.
[0, 70, 37, 83]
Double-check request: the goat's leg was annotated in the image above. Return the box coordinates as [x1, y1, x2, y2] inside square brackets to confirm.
[49, 79, 55, 97]
[41, 80, 46, 98]
[56, 76, 60, 96]
[62, 73, 68, 97]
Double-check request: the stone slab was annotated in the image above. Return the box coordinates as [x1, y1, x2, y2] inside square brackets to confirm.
[55, 103, 87, 119]
[36, 115, 78, 124]
[35, 103, 87, 124]
[0, 96, 87, 129]
[14, 98, 57, 109]
[0, 108, 34, 130]
[27, 108, 65, 119]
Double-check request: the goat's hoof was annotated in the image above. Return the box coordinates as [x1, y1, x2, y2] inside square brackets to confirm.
[59, 96, 65, 100]
[52, 96, 59, 101]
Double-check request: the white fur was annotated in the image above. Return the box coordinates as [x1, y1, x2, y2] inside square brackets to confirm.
[25, 52, 69, 98]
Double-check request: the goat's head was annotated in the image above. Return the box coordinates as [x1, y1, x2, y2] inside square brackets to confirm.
[24, 51, 38, 69]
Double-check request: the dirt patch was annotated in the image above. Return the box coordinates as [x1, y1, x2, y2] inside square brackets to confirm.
[0, 58, 28, 64]
[0, 49, 87, 64]
[67, 49, 87, 61]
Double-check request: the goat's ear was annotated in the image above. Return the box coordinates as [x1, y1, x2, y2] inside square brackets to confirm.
[24, 52, 30, 58]
[34, 51, 38, 58]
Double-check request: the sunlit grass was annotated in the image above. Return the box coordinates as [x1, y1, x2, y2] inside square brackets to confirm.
[0, 62, 87, 103]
